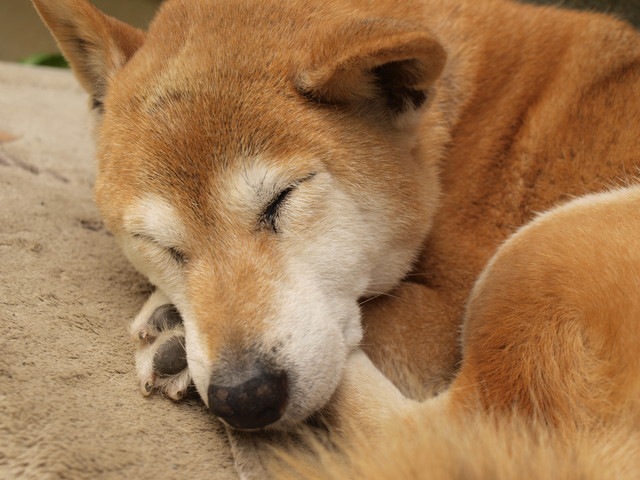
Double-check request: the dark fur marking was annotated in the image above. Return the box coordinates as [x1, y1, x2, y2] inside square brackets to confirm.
[74, 38, 97, 59]
[147, 90, 190, 114]
[168, 247, 188, 265]
[296, 84, 346, 107]
[91, 97, 104, 113]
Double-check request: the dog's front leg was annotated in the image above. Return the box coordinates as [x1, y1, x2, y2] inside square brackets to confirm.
[361, 282, 462, 400]
[130, 290, 192, 401]
[320, 350, 419, 439]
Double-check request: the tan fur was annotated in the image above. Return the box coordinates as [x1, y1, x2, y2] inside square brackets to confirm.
[33, 0, 640, 474]
[275, 414, 640, 479]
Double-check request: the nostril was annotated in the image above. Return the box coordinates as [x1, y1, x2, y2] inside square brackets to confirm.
[208, 369, 288, 430]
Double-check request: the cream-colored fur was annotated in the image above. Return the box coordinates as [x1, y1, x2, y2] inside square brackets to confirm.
[33, 0, 640, 473]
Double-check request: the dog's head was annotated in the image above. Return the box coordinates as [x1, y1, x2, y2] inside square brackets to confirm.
[34, 0, 446, 429]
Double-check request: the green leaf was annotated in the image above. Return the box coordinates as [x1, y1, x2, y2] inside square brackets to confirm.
[21, 53, 69, 68]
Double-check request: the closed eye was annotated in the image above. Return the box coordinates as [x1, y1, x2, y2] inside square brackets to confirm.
[166, 246, 188, 264]
[261, 173, 316, 233]
[132, 233, 188, 265]
[262, 186, 294, 233]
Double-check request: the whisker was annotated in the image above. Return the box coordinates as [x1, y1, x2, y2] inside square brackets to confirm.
[366, 290, 402, 299]
[359, 294, 384, 306]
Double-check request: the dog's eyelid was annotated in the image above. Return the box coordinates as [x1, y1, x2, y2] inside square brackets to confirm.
[131, 232, 161, 245]
[130, 232, 189, 264]
[131, 232, 152, 241]
[260, 172, 317, 233]
[167, 246, 189, 265]
[262, 187, 293, 233]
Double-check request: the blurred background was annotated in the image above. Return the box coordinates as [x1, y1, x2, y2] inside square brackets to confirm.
[0, 0, 638, 64]
[0, 0, 160, 63]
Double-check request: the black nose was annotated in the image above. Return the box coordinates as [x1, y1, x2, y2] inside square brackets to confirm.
[208, 367, 288, 429]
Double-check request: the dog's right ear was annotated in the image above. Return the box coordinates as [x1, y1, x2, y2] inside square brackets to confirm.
[32, 0, 145, 111]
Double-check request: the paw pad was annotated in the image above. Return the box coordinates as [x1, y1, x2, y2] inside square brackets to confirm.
[154, 335, 188, 376]
[132, 298, 193, 402]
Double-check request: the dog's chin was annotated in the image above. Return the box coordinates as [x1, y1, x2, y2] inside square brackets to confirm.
[223, 416, 307, 432]
[213, 399, 329, 432]
[223, 405, 333, 432]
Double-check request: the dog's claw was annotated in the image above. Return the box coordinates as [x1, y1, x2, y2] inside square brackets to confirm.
[142, 378, 155, 396]
[131, 293, 193, 402]
[171, 389, 184, 401]
[162, 369, 192, 402]
[137, 330, 150, 342]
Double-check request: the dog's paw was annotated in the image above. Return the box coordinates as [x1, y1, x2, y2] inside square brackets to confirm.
[130, 291, 192, 401]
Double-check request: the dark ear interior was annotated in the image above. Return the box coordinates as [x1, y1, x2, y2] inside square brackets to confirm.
[297, 19, 446, 125]
[32, 0, 145, 110]
[372, 59, 432, 114]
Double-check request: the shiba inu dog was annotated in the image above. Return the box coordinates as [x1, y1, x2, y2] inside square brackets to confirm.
[33, 0, 640, 469]
[33, 0, 449, 430]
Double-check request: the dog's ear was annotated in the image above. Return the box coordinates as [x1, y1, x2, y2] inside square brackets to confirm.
[297, 19, 446, 127]
[32, 0, 145, 111]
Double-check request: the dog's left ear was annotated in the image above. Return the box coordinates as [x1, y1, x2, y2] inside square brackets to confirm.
[297, 18, 446, 128]
[32, 0, 145, 111]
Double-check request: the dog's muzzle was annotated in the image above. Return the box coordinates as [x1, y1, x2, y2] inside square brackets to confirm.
[208, 365, 288, 429]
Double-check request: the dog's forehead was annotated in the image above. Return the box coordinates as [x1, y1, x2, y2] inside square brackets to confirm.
[100, 75, 317, 197]
[102, 0, 329, 163]
[133, 0, 313, 89]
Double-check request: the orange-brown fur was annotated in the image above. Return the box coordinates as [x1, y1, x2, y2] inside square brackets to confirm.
[33, 0, 640, 474]
[360, 0, 640, 399]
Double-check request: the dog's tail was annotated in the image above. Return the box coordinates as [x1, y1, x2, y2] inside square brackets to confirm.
[268, 409, 640, 480]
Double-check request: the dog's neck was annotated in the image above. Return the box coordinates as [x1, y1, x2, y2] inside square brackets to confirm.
[420, 0, 558, 132]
